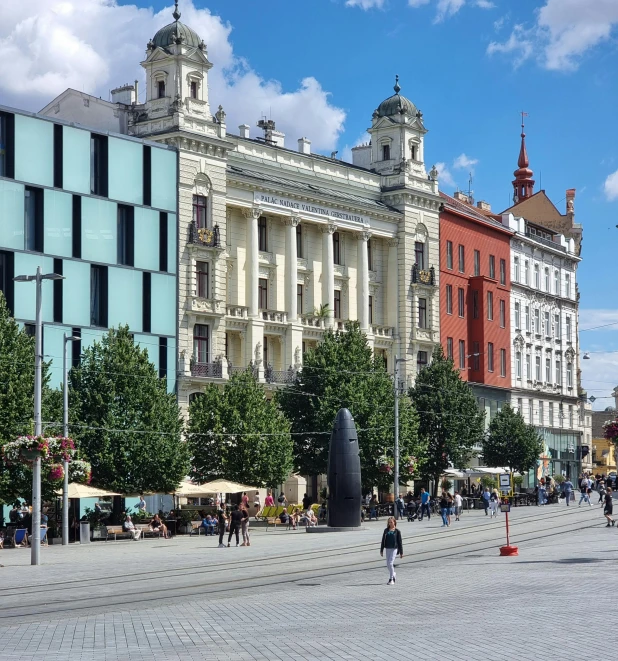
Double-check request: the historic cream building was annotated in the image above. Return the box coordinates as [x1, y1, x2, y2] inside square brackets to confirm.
[42, 5, 442, 410]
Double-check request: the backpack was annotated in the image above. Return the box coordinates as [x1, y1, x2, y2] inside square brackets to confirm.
[384, 529, 397, 549]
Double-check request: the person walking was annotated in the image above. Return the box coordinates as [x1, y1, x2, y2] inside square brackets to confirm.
[395, 495, 405, 520]
[563, 478, 574, 506]
[579, 476, 591, 506]
[253, 491, 261, 519]
[380, 516, 403, 585]
[598, 480, 606, 505]
[228, 505, 243, 547]
[240, 506, 251, 546]
[604, 488, 615, 527]
[454, 491, 463, 522]
[217, 507, 228, 548]
[419, 488, 430, 521]
[264, 491, 274, 507]
[241, 492, 249, 510]
[481, 487, 491, 516]
[369, 493, 379, 521]
[489, 490, 500, 518]
[439, 492, 449, 527]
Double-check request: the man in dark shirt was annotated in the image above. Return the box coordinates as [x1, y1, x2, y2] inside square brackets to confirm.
[302, 493, 312, 510]
[217, 508, 227, 548]
[227, 506, 243, 547]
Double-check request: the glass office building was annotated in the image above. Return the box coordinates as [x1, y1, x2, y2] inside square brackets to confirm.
[0, 106, 178, 391]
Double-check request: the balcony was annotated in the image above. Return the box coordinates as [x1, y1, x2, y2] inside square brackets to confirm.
[189, 222, 220, 248]
[300, 315, 326, 329]
[525, 230, 566, 253]
[261, 309, 288, 323]
[190, 361, 223, 378]
[227, 305, 249, 319]
[265, 364, 297, 384]
[372, 325, 394, 338]
[411, 264, 436, 286]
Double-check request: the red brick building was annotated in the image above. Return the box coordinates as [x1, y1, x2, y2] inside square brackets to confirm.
[439, 192, 513, 420]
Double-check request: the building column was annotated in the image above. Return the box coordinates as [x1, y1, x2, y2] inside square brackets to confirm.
[284, 214, 300, 322]
[357, 230, 371, 331]
[243, 206, 260, 317]
[320, 223, 337, 326]
[387, 238, 399, 331]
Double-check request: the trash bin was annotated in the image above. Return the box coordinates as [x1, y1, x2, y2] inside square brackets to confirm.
[80, 521, 90, 544]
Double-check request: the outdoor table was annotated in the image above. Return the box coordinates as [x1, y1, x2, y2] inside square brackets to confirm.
[165, 519, 178, 537]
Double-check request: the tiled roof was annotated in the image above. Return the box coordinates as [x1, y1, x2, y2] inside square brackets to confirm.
[439, 191, 505, 229]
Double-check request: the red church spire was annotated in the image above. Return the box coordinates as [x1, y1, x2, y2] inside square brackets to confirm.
[512, 111, 535, 204]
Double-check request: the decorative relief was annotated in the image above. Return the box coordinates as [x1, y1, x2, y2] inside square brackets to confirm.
[242, 206, 262, 220]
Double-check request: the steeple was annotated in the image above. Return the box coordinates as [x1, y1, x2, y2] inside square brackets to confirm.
[512, 111, 535, 204]
[173, 1, 181, 22]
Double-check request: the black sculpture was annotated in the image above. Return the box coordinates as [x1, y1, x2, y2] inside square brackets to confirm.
[327, 408, 362, 528]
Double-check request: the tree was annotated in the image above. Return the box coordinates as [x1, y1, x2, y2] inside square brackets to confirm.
[68, 326, 188, 494]
[482, 404, 543, 475]
[409, 345, 485, 495]
[277, 323, 420, 491]
[187, 370, 293, 488]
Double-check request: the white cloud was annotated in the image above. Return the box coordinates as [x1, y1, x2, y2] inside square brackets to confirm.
[579, 310, 618, 331]
[603, 170, 618, 201]
[435, 162, 456, 188]
[345, 0, 386, 8]
[435, 0, 465, 22]
[475, 0, 495, 8]
[0, 1, 345, 151]
[453, 153, 479, 171]
[487, 0, 618, 71]
[341, 131, 371, 164]
[580, 351, 618, 409]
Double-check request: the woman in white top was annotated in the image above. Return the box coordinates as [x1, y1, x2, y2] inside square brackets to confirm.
[454, 491, 463, 522]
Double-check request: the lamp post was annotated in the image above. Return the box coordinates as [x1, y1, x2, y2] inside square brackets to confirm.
[63, 333, 80, 546]
[393, 356, 407, 518]
[14, 266, 65, 566]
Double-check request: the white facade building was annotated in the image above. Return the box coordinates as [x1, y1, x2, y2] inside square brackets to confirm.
[42, 7, 442, 410]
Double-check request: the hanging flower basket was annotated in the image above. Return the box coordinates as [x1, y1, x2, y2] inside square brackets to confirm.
[603, 419, 618, 442]
[69, 460, 92, 485]
[49, 463, 65, 481]
[3, 436, 51, 464]
[403, 456, 417, 476]
[49, 437, 76, 462]
[379, 463, 393, 474]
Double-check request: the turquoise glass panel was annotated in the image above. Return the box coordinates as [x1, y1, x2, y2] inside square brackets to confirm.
[14, 115, 54, 187]
[62, 259, 91, 326]
[150, 148, 177, 212]
[108, 267, 142, 331]
[82, 197, 117, 264]
[81, 328, 106, 351]
[62, 126, 91, 195]
[0, 179, 25, 249]
[108, 137, 143, 206]
[150, 273, 175, 336]
[167, 213, 177, 274]
[134, 207, 160, 272]
[13, 253, 54, 322]
[134, 333, 158, 373]
[44, 325, 72, 388]
[167, 337, 177, 393]
[44, 189, 72, 257]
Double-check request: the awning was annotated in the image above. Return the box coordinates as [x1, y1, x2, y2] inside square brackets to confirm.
[198, 479, 258, 494]
[55, 483, 121, 499]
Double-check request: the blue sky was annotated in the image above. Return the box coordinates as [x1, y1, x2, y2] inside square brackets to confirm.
[1, 0, 616, 405]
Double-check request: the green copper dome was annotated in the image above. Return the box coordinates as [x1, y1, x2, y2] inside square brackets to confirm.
[376, 75, 418, 118]
[150, 3, 204, 51]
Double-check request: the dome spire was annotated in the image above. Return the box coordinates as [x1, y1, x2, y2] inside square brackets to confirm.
[173, 0, 181, 22]
[512, 111, 535, 204]
[394, 74, 401, 95]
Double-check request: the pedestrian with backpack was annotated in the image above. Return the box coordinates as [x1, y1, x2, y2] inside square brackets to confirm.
[380, 516, 403, 585]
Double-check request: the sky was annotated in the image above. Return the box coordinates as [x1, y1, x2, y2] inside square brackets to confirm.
[0, 0, 617, 407]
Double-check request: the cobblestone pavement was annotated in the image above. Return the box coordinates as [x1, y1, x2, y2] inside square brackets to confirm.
[0, 502, 613, 660]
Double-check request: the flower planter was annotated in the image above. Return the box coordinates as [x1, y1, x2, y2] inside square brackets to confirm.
[21, 448, 45, 461]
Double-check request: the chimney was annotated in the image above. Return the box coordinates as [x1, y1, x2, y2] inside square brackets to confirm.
[110, 83, 135, 105]
[298, 137, 311, 155]
[476, 200, 491, 212]
[239, 124, 250, 139]
[453, 191, 470, 204]
[134, 79, 139, 104]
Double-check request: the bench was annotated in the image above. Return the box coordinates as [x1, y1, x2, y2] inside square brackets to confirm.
[189, 521, 219, 536]
[105, 525, 133, 541]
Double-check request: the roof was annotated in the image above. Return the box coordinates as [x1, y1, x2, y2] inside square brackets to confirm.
[502, 190, 564, 222]
[376, 76, 418, 118]
[227, 164, 401, 215]
[152, 20, 203, 50]
[439, 191, 510, 233]
[592, 410, 615, 439]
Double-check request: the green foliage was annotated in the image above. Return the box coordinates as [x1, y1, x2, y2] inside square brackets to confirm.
[553, 474, 565, 485]
[409, 345, 485, 494]
[480, 476, 498, 490]
[68, 326, 188, 494]
[187, 369, 293, 488]
[482, 404, 543, 475]
[277, 323, 420, 491]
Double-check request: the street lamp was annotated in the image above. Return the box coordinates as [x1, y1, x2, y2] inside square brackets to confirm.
[62, 333, 80, 546]
[393, 356, 407, 518]
[14, 266, 65, 566]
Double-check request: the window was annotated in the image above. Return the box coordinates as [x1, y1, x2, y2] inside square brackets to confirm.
[53, 124, 63, 189]
[567, 362, 573, 388]
[528, 400, 533, 424]
[258, 278, 268, 309]
[333, 231, 341, 265]
[559, 403, 564, 428]
[556, 360, 562, 386]
[472, 342, 480, 370]
[554, 270, 559, 294]
[190, 81, 198, 99]
[525, 305, 530, 332]
[489, 255, 495, 279]
[72, 196, 81, 259]
[0, 251, 14, 314]
[514, 256, 520, 282]
[534, 263, 540, 289]
[565, 273, 571, 298]
[415, 242, 425, 269]
[157, 80, 166, 98]
[515, 302, 521, 329]
[382, 144, 390, 161]
[500, 259, 506, 285]
[566, 315, 572, 341]
[142, 272, 151, 332]
[446, 285, 452, 314]
[545, 358, 551, 382]
[499, 300, 505, 328]
[458, 288, 465, 317]
[0, 111, 15, 178]
[24, 187, 43, 252]
[193, 324, 209, 364]
[297, 284, 304, 315]
[549, 402, 554, 427]
[411, 145, 417, 160]
[159, 212, 168, 272]
[418, 297, 427, 328]
[159, 337, 168, 380]
[474, 250, 480, 276]
[555, 314, 561, 339]
[500, 349, 506, 377]
[446, 241, 453, 269]
[193, 195, 208, 229]
[258, 217, 268, 252]
[487, 291, 493, 320]
[417, 351, 428, 372]
[535, 355, 541, 382]
[526, 354, 531, 381]
[544, 267, 550, 292]
[517, 398, 523, 414]
[539, 401, 544, 426]
[534, 308, 540, 334]
[117, 205, 134, 266]
[368, 295, 373, 324]
[296, 223, 303, 259]
[568, 405, 573, 429]
[53, 258, 62, 324]
[524, 260, 529, 285]
[458, 245, 465, 273]
[196, 261, 209, 298]
[367, 238, 373, 271]
[71, 327, 81, 368]
[143, 146, 151, 207]
[447, 337, 453, 359]
[90, 134, 108, 197]
[90, 265, 108, 327]
[334, 289, 341, 319]
[473, 290, 479, 318]
[516, 351, 522, 379]
[459, 340, 466, 369]
[488, 342, 494, 372]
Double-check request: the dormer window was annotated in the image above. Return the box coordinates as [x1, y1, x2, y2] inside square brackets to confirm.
[190, 81, 198, 99]
[411, 145, 416, 160]
[382, 144, 390, 161]
[157, 80, 165, 99]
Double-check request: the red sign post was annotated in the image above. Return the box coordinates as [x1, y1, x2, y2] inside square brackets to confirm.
[499, 498, 518, 556]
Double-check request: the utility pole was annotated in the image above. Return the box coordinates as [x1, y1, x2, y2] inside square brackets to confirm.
[393, 356, 406, 518]
[63, 333, 79, 545]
